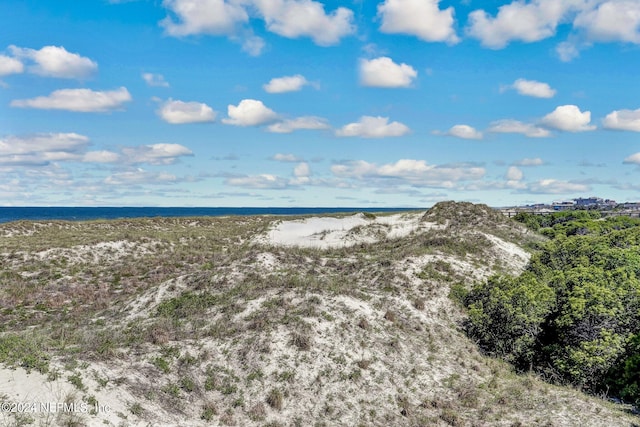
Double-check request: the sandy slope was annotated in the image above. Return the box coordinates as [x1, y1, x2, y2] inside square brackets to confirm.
[0, 207, 636, 427]
[254, 211, 442, 248]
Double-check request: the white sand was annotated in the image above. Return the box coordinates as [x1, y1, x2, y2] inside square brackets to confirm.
[32, 240, 159, 264]
[0, 364, 142, 426]
[255, 211, 440, 249]
[481, 232, 530, 272]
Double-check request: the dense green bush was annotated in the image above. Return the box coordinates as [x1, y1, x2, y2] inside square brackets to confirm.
[465, 212, 640, 403]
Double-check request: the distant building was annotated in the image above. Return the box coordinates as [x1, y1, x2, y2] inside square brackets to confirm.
[552, 200, 576, 211]
[574, 197, 603, 207]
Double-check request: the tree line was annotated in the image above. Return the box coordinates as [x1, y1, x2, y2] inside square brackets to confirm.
[464, 211, 640, 403]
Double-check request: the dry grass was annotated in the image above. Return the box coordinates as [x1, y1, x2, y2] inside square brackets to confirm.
[0, 205, 636, 426]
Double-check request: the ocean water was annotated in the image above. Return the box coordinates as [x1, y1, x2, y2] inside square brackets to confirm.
[0, 207, 416, 224]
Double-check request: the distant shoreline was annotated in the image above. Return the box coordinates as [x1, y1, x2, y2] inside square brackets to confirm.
[0, 206, 418, 224]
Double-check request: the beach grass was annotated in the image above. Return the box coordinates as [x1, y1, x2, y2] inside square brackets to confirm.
[0, 206, 636, 426]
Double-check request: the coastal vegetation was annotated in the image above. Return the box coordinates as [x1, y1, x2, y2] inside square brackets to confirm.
[466, 211, 640, 404]
[0, 203, 637, 426]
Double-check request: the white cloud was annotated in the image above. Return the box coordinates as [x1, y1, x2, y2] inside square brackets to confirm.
[9, 45, 97, 79]
[142, 72, 170, 87]
[222, 99, 278, 126]
[446, 124, 483, 140]
[488, 119, 551, 137]
[556, 41, 581, 61]
[0, 133, 89, 157]
[359, 57, 417, 88]
[331, 159, 485, 187]
[294, 162, 310, 177]
[160, 0, 249, 36]
[161, 0, 354, 47]
[603, 108, 640, 131]
[267, 116, 330, 133]
[504, 166, 527, 190]
[467, 1, 640, 51]
[330, 160, 377, 178]
[514, 157, 544, 166]
[541, 104, 596, 132]
[252, 0, 355, 46]
[104, 168, 178, 185]
[158, 99, 216, 124]
[0, 55, 23, 76]
[225, 173, 291, 189]
[82, 151, 121, 163]
[122, 143, 193, 165]
[377, 0, 459, 43]
[272, 153, 303, 162]
[466, 0, 578, 49]
[241, 35, 266, 56]
[505, 166, 524, 181]
[263, 74, 308, 93]
[0, 133, 89, 166]
[573, 0, 640, 44]
[623, 153, 640, 164]
[336, 116, 410, 138]
[526, 178, 590, 194]
[11, 87, 132, 112]
[511, 78, 556, 98]
[0, 134, 192, 168]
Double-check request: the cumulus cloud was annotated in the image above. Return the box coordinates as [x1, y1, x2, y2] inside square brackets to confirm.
[359, 57, 417, 88]
[573, 0, 640, 44]
[623, 153, 640, 164]
[336, 116, 410, 138]
[11, 87, 132, 112]
[377, 0, 459, 43]
[0, 133, 89, 166]
[331, 159, 484, 187]
[526, 178, 590, 194]
[252, 0, 355, 46]
[505, 166, 524, 181]
[104, 168, 178, 185]
[158, 99, 216, 124]
[160, 0, 249, 36]
[161, 0, 355, 46]
[241, 35, 266, 56]
[445, 124, 483, 140]
[272, 153, 303, 162]
[488, 119, 551, 137]
[556, 40, 581, 61]
[603, 108, 640, 131]
[503, 166, 527, 190]
[467, 1, 640, 52]
[514, 157, 544, 166]
[511, 78, 556, 98]
[225, 173, 291, 189]
[0, 55, 23, 76]
[0, 133, 193, 168]
[541, 104, 596, 132]
[121, 143, 193, 165]
[82, 151, 121, 163]
[466, 0, 578, 49]
[294, 162, 310, 177]
[222, 99, 278, 126]
[263, 74, 308, 93]
[267, 116, 330, 133]
[142, 72, 170, 87]
[9, 45, 97, 79]
[0, 133, 88, 157]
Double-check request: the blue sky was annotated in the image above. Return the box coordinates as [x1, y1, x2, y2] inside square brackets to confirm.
[1, 0, 640, 207]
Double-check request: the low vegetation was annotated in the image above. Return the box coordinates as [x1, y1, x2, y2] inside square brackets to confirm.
[0, 204, 636, 426]
[467, 211, 640, 405]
